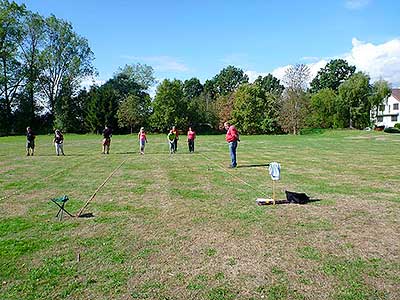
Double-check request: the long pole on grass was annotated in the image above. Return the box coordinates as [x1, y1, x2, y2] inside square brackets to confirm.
[76, 158, 128, 217]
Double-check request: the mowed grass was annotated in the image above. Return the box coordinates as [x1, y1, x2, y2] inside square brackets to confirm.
[0, 130, 399, 300]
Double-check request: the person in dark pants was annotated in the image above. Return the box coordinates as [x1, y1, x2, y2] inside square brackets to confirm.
[26, 127, 36, 156]
[224, 122, 239, 168]
[171, 126, 179, 152]
[102, 126, 112, 154]
[167, 130, 176, 154]
[187, 127, 196, 153]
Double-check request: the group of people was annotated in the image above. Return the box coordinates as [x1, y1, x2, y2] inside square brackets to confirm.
[25, 122, 240, 168]
[25, 127, 65, 156]
[141, 125, 196, 155]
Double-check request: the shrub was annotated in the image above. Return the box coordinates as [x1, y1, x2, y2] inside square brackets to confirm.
[383, 127, 400, 133]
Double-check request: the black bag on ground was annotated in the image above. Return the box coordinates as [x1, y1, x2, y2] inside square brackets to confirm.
[285, 191, 310, 204]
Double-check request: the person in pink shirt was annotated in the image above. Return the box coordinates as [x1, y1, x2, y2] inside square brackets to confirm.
[187, 127, 196, 153]
[224, 122, 240, 168]
[137, 127, 148, 154]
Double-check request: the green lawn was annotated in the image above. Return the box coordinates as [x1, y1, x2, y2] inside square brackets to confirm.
[0, 130, 399, 300]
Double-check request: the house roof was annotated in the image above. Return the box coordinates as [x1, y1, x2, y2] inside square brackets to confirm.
[392, 89, 400, 102]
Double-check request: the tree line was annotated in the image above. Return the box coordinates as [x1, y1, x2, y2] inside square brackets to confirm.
[0, 0, 94, 135]
[0, 1, 392, 136]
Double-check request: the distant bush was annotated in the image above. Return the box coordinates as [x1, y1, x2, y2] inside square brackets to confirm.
[394, 123, 400, 129]
[300, 128, 325, 135]
[384, 127, 400, 133]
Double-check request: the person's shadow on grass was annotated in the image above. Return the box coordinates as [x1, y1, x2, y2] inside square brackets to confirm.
[237, 164, 270, 168]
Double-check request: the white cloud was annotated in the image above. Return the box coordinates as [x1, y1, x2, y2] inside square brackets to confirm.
[308, 59, 329, 81]
[271, 65, 291, 82]
[245, 37, 400, 88]
[122, 55, 189, 72]
[344, 38, 400, 86]
[345, 0, 371, 10]
[272, 60, 328, 86]
[246, 59, 327, 86]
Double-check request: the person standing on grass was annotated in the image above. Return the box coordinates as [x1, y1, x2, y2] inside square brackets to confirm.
[26, 127, 36, 156]
[171, 126, 179, 152]
[224, 121, 240, 168]
[167, 129, 176, 154]
[138, 127, 148, 154]
[102, 125, 112, 154]
[187, 126, 196, 153]
[53, 129, 65, 156]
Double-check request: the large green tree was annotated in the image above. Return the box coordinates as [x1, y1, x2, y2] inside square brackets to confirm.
[254, 73, 284, 96]
[84, 63, 154, 133]
[53, 78, 86, 132]
[117, 93, 151, 133]
[279, 64, 311, 134]
[308, 88, 340, 128]
[183, 77, 205, 126]
[213, 65, 248, 96]
[203, 79, 217, 103]
[151, 79, 187, 131]
[116, 63, 155, 90]
[38, 15, 94, 121]
[369, 80, 391, 119]
[310, 59, 356, 93]
[338, 72, 372, 129]
[214, 93, 235, 130]
[83, 86, 102, 133]
[18, 12, 45, 127]
[183, 77, 203, 100]
[232, 83, 280, 134]
[0, 0, 26, 134]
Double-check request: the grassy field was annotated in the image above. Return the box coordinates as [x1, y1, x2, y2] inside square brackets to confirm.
[0, 130, 399, 300]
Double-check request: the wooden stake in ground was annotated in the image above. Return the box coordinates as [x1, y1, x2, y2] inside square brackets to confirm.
[76, 158, 128, 217]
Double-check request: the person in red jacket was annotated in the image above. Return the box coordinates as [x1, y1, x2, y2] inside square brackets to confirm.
[224, 122, 240, 168]
[187, 127, 196, 153]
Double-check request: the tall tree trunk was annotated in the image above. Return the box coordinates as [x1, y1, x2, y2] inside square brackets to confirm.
[28, 49, 36, 126]
[2, 57, 11, 134]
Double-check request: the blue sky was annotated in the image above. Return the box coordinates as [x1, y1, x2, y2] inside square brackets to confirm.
[16, 0, 400, 86]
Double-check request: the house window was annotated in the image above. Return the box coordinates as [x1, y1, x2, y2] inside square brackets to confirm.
[394, 103, 399, 110]
[377, 116, 383, 122]
[379, 105, 385, 111]
[391, 115, 398, 122]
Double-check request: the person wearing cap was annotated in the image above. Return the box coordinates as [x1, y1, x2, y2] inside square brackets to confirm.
[224, 122, 240, 168]
[53, 129, 65, 156]
[138, 127, 148, 154]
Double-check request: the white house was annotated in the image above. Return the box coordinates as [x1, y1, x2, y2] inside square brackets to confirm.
[372, 88, 400, 128]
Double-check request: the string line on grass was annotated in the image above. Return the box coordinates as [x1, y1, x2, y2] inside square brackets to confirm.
[76, 157, 129, 217]
[199, 153, 267, 196]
